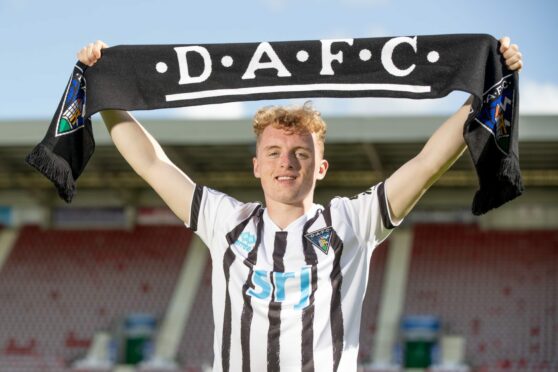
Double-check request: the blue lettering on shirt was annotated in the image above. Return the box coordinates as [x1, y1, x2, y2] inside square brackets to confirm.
[246, 266, 311, 310]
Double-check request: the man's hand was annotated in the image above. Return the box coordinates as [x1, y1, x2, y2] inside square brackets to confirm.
[77, 40, 108, 67]
[499, 36, 523, 71]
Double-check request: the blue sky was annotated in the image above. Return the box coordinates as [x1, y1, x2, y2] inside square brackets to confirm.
[1, 0, 557, 119]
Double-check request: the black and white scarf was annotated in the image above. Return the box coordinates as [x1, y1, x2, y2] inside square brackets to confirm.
[26, 33, 523, 215]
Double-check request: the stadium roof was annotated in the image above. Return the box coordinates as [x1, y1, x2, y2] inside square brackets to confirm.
[0, 115, 556, 206]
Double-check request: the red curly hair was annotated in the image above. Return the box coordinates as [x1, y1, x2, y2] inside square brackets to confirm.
[252, 102, 327, 154]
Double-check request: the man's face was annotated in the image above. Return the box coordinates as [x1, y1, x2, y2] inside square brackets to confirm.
[253, 125, 328, 207]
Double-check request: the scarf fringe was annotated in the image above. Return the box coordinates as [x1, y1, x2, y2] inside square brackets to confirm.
[472, 155, 524, 215]
[25, 144, 76, 203]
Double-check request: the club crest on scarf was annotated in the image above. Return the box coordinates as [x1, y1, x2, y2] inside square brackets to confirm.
[474, 74, 515, 154]
[305, 227, 334, 255]
[56, 66, 87, 137]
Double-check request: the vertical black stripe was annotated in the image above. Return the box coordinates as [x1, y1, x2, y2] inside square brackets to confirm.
[377, 182, 395, 229]
[240, 210, 264, 372]
[221, 248, 236, 372]
[272, 232, 287, 272]
[221, 205, 262, 372]
[323, 206, 344, 372]
[267, 231, 288, 372]
[189, 184, 204, 231]
[301, 209, 321, 372]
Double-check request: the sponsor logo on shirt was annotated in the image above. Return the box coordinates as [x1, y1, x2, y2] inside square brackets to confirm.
[234, 231, 257, 253]
[246, 266, 311, 310]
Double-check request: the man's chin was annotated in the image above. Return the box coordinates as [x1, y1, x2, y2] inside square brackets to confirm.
[265, 192, 302, 206]
[263, 184, 315, 206]
[269, 192, 317, 208]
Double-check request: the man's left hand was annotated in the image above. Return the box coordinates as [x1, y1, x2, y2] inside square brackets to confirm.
[499, 36, 523, 72]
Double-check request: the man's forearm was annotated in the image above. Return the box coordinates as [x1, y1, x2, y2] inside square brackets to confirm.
[100, 109, 196, 223]
[100, 110, 169, 179]
[417, 95, 473, 185]
[385, 95, 472, 221]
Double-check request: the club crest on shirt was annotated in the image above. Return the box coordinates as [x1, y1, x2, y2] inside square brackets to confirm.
[474, 74, 515, 154]
[305, 227, 333, 255]
[56, 66, 87, 137]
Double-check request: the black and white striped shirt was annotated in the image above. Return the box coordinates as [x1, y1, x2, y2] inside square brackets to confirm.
[187, 182, 397, 372]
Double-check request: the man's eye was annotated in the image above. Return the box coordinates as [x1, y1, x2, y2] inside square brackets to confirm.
[268, 151, 279, 157]
[296, 152, 309, 159]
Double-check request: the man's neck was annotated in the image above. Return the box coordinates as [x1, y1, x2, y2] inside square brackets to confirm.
[265, 200, 313, 230]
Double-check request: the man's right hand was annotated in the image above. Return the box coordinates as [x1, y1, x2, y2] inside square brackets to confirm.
[77, 40, 108, 67]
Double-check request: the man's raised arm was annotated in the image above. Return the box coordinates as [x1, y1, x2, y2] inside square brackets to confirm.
[384, 36, 523, 222]
[78, 41, 196, 224]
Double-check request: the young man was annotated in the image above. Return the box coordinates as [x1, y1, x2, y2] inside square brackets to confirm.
[79, 37, 522, 372]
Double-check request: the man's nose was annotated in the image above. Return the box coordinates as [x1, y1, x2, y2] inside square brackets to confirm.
[279, 152, 296, 168]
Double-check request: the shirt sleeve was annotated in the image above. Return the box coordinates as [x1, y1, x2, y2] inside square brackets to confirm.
[338, 181, 401, 247]
[185, 184, 244, 249]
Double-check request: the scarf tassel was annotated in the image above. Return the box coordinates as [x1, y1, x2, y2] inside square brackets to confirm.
[472, 155, 524, 215]
[25, 144, 76, 203]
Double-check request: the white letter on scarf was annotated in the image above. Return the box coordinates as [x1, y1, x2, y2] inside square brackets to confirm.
[320, 39, 354, 76]
[381, 36, 417, 77]
[242, 42, 292, 80]
[175, 46, 212, 85]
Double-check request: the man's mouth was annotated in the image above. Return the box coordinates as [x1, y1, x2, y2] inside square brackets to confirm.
[276, 176, 296, 181]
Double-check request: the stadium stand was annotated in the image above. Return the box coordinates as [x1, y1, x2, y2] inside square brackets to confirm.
[358, 241, 390, 364]
[403, 223, 558, 371]
[178, 258, 214, 370]
[0, 225, 193, 371]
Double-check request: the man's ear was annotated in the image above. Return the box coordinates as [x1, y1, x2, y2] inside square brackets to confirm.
[316, 159, 329, 180]
[253, 157, 260, 178]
